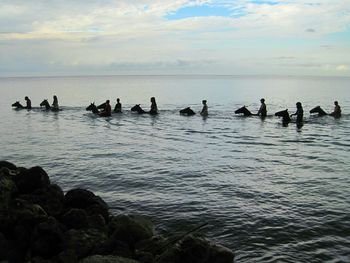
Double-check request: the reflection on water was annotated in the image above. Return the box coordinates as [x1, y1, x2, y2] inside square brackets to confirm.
[1, 76, 350, 262]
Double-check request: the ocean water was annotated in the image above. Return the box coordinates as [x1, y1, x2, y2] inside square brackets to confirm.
[1, 75, 350, 262]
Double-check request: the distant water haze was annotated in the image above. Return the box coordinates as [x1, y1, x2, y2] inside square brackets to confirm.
[1, 75, 350, 262]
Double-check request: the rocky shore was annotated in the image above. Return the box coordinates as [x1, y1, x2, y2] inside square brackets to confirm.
[0, 161, 234, 263]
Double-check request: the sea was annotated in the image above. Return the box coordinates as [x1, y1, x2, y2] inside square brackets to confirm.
[0, 75, 349, 263]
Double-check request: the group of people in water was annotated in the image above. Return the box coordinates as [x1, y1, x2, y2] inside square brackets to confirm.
[95, 97, 158, 117]
[16, 96, 342, 122]
[22, 95, 59, 111]
[256, 98, 341, 121]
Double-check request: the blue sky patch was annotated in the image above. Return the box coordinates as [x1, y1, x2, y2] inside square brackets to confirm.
[251, 0, 279, 5]
[166, 4, 233, 20]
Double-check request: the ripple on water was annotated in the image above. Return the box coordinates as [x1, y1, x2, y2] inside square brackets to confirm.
[1, 80, 350, 262]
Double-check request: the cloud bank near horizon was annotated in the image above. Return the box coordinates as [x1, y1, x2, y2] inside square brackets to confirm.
[0, 0, 349, 76]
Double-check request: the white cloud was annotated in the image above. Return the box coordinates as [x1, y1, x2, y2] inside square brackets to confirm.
[336, 65, 350, 71]
[0, 0, 349, 76]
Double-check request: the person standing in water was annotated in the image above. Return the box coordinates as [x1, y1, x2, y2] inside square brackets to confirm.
[291, 102, 303, 123]
[24, 96, 32, 109]
[330, 101, 341, 118]
[114, 98, 122, 113]
[52, 95, 59, 110]
[150, 97, 158, 115]
[101, 100, 111, 117]
[200, 100, 208, 116]
[257, 98, 267, 117]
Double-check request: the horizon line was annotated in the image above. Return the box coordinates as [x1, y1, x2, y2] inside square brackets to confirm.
[0, 73, 349, 79]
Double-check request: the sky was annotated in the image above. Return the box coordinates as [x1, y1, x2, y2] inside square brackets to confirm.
[0, 0, 349, 77]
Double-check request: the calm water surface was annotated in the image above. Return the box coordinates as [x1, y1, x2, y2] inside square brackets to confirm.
[1, 75, 350, 263]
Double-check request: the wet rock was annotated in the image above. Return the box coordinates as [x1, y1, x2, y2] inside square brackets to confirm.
[64, 189, 109, 222]
[155, 246, 181, 263]
[111, 240, 133, 258]
[135, 235, 167, 256]
[0, 198, 48, 238]
[30, 217, 65, 258]
[31, 256, 53, 263]
[87, 214, 107, 232]
[62, 209, 89, 230]
[208, 242, 235, 263]
[56, 249, 78, 263]
[86, 203, 110, 222]
[64, 228, 108, 259]
[15, 166, 50, 194]
[134, 251, 154, 263]
[156, 235, 234, 263]
[0, 232, 9, 260]
[0, 174, 17, 211]
[79, 255, 141, 263]
[0, 163, 235, 263]
[65, 189, 107, 209]
[18, 184, 65, 217]
[12, 198, 48, 224]
[109, 215, 155, 248]
[0, 161, 17, 170]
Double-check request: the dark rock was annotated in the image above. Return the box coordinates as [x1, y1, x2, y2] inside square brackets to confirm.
[155, 246, 181, 263]
[30, 217, 65, 258]
[0, 174, 17, 211]
[56, 249, 78, 263]
[111, 240, 133, 258]
[156, 235, 234, 263]
[79, 255, 141, 263]
[134, 251, 154, 263]
[109, 215, 155, 248]
[0, 161, 17, 170]
[18, 184, 65, 217]
[31, 256, 53, 263]
[12, 198, 48, 224]
[64, 228, 108, 259]
[208, 242, 235, 263]
[65, 189, 108, 210]
[135, 235, 167, 256]
[0, 232, 9, 260]
[62, 209, 89, 230]
[178, 235, 211, 262]
[64, 189, 109, 222]
[0, 163, 235, 263]
[15, 166, 50, 194]
[8, 223, 33, 262]
[87, 214, 107, 232]
[86, 203, 110, 223]
[0, 199, 48, 237]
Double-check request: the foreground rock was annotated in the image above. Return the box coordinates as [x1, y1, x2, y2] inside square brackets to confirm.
[0, 161, 234, 263]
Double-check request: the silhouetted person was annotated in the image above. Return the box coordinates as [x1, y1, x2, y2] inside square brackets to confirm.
[200, 100, 208, 116]
[330, 101, 341, 118]
[52, 95, 59, 110]
[24, 96, 32, 109]
[150, 97, 158, 115]
[102, 100, 111, 117]
[291, 102, 303, 123]
[257, 98, 267, 117]
[114, 98, 122, 113]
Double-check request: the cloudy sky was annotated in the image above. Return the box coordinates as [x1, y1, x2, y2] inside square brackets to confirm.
[0, 0, 349, 76]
